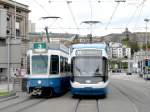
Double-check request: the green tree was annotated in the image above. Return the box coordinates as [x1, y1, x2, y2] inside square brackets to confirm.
[122, 37, 129, 46]
[142, 44, 146, 50]
[142, 42, 150, 50]
[129, 41, 140, 55]
[122, 37, 140, 55]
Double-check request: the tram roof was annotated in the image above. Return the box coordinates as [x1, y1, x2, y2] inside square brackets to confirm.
[29, 42, 69, 54]
[72, 43, 107, 49]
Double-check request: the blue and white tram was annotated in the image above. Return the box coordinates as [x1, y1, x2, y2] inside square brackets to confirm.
[26, 42, 70, 96]
[70, 43, 109, 96]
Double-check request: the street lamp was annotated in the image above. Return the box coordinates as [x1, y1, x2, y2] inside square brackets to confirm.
[144, 18, 150, 52]
[144, 18, 150, 77]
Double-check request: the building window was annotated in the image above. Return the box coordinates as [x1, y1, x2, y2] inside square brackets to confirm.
[0, 39, 6, 46]
[0, 68, 3, 73]
[16, 9, 21, 13]
[7, 30, 10, 35]
[16, 21, 20, 37]
[4, 5, 9, 9]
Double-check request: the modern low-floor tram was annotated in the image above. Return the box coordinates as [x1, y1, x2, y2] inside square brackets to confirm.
[70, 43, 109, 96]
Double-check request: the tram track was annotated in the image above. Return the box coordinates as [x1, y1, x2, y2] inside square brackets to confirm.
[74, 98, 100, 112]
[111, 79, 150, 103]
[0, 96, 47, 112]
[0, 95, 19, 103]
[96, 99, 100, 112]
[15, 98, 46, 112]
[0, 97, 31, 111]
[111, 84, 139, 112]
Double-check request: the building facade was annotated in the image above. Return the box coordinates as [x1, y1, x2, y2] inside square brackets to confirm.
[0, 0, 30, 78]
[109, 42, 131, 59]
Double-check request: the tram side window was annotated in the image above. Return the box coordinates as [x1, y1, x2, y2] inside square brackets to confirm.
[50, 55, 59, 74]
[71, 58, 74, 74]
[60, 56, 65, 73]
[103, 57, 108, 82]
[60, 56, 69, 73]
[27, 56, 30, 74]
[145, 59, 148, 66]
[65, 58, 69, 72]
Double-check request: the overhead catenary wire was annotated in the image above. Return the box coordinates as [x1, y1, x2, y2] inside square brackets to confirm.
[105, 2, 120, 30]
[65, 0, 80, 34]
[26, 0, 150, 36]
[36, 26, 146, 30]
[33, 0, 67, 33]
[125, 0, 141, 28]
[33, 0, 50, 15]
[48, 0, 128, 3]
[133, 0, 147, 31]
[105, 0, 127, 30]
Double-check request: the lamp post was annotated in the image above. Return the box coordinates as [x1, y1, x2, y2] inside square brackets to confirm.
[144, 18, 150, 52]
[7, 0, 16, 93]
[144, 18, 150, 77]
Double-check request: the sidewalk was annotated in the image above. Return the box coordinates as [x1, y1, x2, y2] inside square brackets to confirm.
[0, 81, 13, 92]
[109, 72, 150, 83]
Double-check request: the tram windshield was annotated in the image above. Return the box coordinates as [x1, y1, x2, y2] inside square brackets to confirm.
[73, 56, 103, 76]
[32, 55, 48, 75]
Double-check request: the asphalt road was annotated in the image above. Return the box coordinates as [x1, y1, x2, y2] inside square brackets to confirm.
[0, 74, 150, 112]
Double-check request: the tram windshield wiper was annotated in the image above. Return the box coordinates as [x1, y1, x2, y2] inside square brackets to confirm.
[75, 66, 81, 76]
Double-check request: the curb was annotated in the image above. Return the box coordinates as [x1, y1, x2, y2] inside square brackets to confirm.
[0, 91, 17, 99]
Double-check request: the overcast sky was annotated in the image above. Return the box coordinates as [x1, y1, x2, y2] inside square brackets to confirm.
[16, 0, 150, 36]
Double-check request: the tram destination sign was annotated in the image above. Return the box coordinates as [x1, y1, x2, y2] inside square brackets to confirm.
[33, 43, 46, 49]
[33, 42, 47, 53]
[76, 49, 102, 56]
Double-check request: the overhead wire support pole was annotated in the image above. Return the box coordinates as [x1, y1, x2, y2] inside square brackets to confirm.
[144, 18, 149, 77]
[89, 0, 93, 36]
[144, 18, 150, 54]
[14, 0, 16, 39]
[7, 0, 17, 93]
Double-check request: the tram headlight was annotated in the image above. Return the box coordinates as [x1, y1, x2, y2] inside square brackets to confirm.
[74, 81, 80, 86]
[97, 82, 102, 84]
[37, 80, 42, 84]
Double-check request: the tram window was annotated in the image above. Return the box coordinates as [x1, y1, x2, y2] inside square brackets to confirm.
[60, 56, 66, 73]
[145, 59, 148, 66]
[27, 56, 30, 74]
[103, 57, 108, 81]
[71, 58, 75, 73]
[50, 55, 59, 74]
[65, 58, 69, 72]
